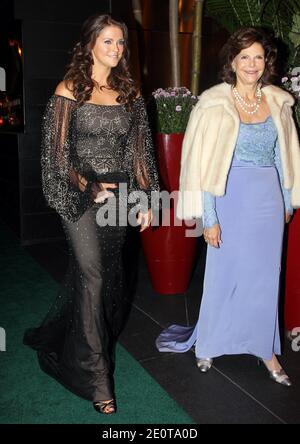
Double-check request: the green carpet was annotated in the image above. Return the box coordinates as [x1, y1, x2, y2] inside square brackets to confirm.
[0, 223, 193, 424]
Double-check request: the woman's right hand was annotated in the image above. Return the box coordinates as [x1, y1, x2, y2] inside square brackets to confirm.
[75, 173, 117, 203]
[203, 224, 222, 248]
[94, 183, 117, 203]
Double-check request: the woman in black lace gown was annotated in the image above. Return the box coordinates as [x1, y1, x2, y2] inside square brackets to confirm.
[23, 14, 159, 414]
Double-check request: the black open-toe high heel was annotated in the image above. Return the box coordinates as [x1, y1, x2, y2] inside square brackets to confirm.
[93, 399, 116, 414]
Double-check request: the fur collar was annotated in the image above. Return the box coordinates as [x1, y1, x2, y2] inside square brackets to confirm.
[198, 82, 295, 111]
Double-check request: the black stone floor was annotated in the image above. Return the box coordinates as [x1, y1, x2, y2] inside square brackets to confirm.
[25, 229, 300, 424]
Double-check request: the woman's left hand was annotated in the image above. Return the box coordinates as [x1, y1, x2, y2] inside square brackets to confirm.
[137, 209, 153, 232]
[285, 212, 292, 224]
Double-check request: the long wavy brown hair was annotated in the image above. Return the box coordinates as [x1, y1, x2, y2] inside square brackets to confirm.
[220, 27, 278, 86]
[64, 14, 138, 107]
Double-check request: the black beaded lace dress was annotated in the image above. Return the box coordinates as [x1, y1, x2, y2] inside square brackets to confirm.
[23, 94, 159, 402]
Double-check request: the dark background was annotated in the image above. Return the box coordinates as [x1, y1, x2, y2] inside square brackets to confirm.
[0, 19, 24, 133]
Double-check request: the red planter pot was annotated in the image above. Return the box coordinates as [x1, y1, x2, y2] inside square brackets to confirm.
[284, 210, 300, 330]
[155, 133, 184, 192]
[141, 133, 197, 295]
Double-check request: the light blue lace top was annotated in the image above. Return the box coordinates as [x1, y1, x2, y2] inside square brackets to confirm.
[203, 116, 293, 228]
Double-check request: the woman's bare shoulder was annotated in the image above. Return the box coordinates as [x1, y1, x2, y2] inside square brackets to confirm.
[55, 81, 76, 100]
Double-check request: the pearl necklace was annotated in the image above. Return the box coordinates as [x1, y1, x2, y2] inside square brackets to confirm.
[232, 86, 262, 115]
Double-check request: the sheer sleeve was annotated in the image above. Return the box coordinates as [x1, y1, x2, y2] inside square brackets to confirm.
[41, 95, 94, 222]
[203, 191, 219, 228]
[124, 97, 160, 210]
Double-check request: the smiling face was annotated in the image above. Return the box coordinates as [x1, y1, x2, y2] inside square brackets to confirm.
[91, 25, 125, 69]
[232, 42, 265, 87]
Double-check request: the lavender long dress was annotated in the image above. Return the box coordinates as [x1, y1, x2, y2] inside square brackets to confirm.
[156, 117, 290, 361]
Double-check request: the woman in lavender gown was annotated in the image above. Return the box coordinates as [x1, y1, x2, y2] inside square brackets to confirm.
[156, 27, 300, 386]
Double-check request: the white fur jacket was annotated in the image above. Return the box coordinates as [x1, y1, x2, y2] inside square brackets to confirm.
[177, 82, 300, 220]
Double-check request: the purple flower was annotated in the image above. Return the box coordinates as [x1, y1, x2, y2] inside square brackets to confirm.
[292, 83, 300, 92]
[151, 86, 199, 133]
[281, 77, 288, 83]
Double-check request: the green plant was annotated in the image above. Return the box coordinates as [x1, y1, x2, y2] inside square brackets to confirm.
[281, 69, 300, 127]
[205, 0, 300, 66]
[152, 87, 198, 134]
